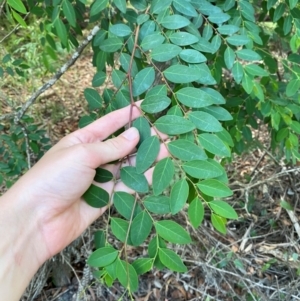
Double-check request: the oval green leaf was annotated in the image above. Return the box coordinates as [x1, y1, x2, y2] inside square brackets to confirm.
[152, 158, 175, 195]
[120, 166, 149, 193]
[155, 115, 196, 135]
[87, 246, 118, 267]
[155, 220, 192, 244]
[197, 179, 233, 197]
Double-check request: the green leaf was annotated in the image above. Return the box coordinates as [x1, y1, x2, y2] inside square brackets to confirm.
[84, 88, 102, 110]
[120, 167, 148, 193]
[136, 136, 160, 174]
[113, 0, 126, 13]
[94, 168, 113, 183]
[173, 0, 197, 17]
[167, 105, 184, 117]
[100, 37, 123, 52]
[152, 158, 175, 195]
[90, 0, 108, 16]
[201, 106, 233, 121]
[244, 64, 269, 77]
[217, 25, 239, 35]
[130, 211, 152, 246]
[83, 185, 109, 208]
[226, 35, 250, 46]
[273, 3, 285, 22]
[169, 32, 199, 46]
[117, 260, 138, 292]
[141, 32, 165, 51]
[191, 37, 213, 53]
[289, 0, 298, 9]
[93, 29, 107, 46]
[183, 160, 223, 179]
[7, 0, 27, 13]
[224, 0, 235, 11]
[211, 34, 222, 53]
[211, 213, 227, 234]
[164, 65, 200, 83]
[131, 0, 147, 10]
[198, 133, 231, 157]
[132, 258, 153, 275]
[242, 73, 254, 94]
[200, 87, 225, 104]
[236, 49, 262, 61]
[111, 218, 131, 243]
[151, 0, 172, 14]
[168, 139, 207, 161]
[113, 192, 137, 220]
[143, 195, 171, 214]
[224, 46, 235, 70]
[209, 200, 238, 219]
[188, 111, 223, 132]
[179, 49, 207, 63]
[240, 1, 255, 21]
[159, 248, 187, 272]
[112, 69, 126, 89]
[290, 121, 300, 134]
[190, 64, 216, 85]
[188, 197, 204, 228]
[151, 44, 182, 62]
[12, 10, 27, 27]
[160, 14, 190, 29]
[133, 117, 151, 147]
[280, 200, 293, 211]
[78, 115, 95, 128]
[283, 15, 293, 35]
[155, 220, 192, 244]
[92, 71, 106, 87]
[54, 18, 68, 47]
[120, 53, 138, 76]
[176, 87, 214, 108]
[94, 230, 106, 248]
[170, 179, 189, 214]
[110, 24, 132, 37]
[155, 115, 195, 135]
[137, 14, 150, 25]
[286, 79, 300, 97]
[208, 12, 230, 24]
[197, 179, 233, 197]
[87, 247, 118, 267]
[115, 90, 130, 108]
[141, 95, 171, 114]
[267, 0, 277, 10]
[62, 0, 76, 27]
[132, 67, 155, 96]
[202, 24, 213, 40]
[146, 84, 167, 97]
[232, 61, 244, 83]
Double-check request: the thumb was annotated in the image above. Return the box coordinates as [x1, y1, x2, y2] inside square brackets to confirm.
[73, 127, 140, 168]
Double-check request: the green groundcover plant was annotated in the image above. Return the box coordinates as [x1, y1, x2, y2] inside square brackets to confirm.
[1, 0, 300, 296]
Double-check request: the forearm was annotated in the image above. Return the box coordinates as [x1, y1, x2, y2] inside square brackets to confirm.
[0, 189, 43, 301]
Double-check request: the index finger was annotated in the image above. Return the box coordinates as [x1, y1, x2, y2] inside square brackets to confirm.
[51, 103, 142, 152]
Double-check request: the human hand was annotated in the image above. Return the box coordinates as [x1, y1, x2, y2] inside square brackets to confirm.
[2, 104, 167, 263]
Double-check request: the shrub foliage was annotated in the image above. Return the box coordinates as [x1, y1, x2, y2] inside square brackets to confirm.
[1, 0, 300, 295]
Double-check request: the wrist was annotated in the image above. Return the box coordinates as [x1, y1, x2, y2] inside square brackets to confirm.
[0, 188, 45, 301]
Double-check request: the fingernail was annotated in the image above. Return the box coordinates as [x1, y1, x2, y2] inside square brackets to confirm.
[122, 128, 139, 141]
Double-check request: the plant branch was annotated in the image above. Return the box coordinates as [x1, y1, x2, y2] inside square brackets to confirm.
[0, 12, 30, 44]
[127, 25, 141, 128]
[13, 25, 100, 123]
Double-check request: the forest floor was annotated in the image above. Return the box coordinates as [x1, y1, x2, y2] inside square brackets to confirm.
[2, 47, 300, 301]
